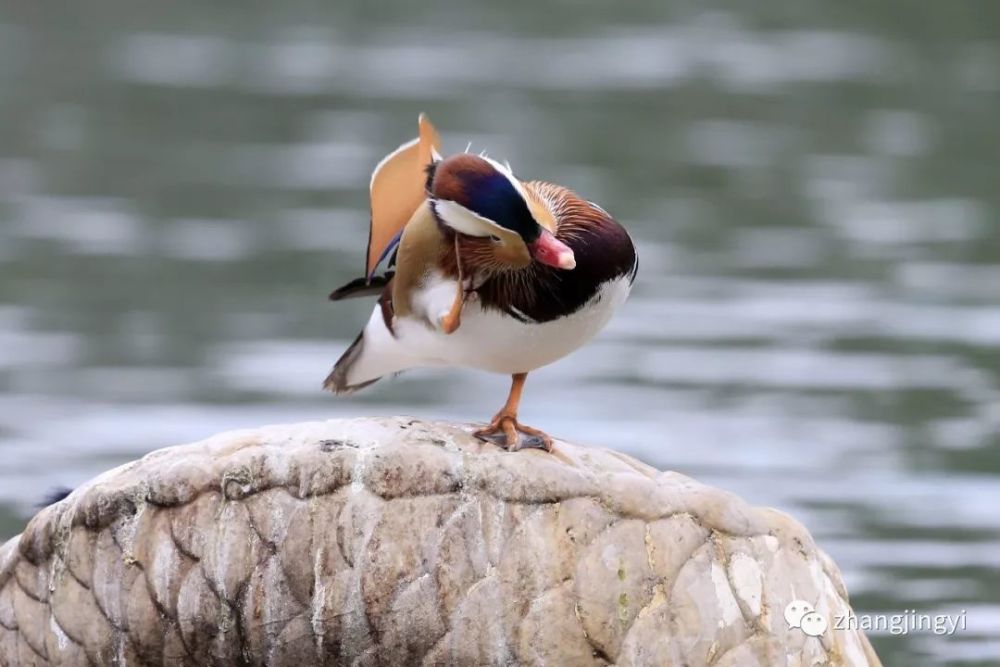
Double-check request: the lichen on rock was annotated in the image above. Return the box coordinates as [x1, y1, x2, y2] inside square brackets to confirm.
[0, 417, 881, 666]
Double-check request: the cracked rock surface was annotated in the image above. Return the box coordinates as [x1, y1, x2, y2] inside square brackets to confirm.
[0, 417, 881, 666]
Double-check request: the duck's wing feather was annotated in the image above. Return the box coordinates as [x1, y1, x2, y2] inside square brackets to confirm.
[328, 272, 395, 301]
[365, 114, 440, 279]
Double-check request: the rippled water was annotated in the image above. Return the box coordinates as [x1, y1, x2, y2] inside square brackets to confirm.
[2, 3, 999, 664]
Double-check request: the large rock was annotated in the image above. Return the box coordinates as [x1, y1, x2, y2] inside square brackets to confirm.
[0, 417, 880, 666]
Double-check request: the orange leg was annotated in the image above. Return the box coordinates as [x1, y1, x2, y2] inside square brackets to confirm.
[440, 234, 464, 334]
[439, 280, 464, 334]
[474, 373, 554, 451]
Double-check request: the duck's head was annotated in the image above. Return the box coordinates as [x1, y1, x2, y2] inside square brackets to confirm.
[427, 154, 576, 271]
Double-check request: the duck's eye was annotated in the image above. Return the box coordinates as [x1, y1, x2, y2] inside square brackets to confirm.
[489, 235, 501, 242]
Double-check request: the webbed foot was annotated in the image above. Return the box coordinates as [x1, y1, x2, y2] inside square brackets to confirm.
[474, 413, 553, 452]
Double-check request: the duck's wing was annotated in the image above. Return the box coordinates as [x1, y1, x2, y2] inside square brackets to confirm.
[365, 114, 441, 280]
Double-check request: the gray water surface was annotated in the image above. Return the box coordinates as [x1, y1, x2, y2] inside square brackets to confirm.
[1, 2, 999, 664]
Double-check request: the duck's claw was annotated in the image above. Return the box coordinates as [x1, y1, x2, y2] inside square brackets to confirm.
[474, 413, 553, 452]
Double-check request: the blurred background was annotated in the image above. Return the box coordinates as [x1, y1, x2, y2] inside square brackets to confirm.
[1, 1, 998, 664]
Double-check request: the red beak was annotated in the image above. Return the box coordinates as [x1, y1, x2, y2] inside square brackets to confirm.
[529, 230, 576, 270]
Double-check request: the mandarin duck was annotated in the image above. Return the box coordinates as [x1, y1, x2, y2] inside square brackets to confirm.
[325, 114, 637, 450]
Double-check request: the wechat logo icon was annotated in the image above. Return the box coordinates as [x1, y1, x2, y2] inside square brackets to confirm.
[785, 600, 828, 637]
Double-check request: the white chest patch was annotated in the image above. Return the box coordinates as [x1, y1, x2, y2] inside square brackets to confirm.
[410, 270, 461, 327]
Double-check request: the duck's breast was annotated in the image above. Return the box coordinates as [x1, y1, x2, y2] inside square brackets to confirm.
[396, 273, 632, 374]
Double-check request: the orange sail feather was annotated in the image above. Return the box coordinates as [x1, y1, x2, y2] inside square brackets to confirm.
[365, 114, 441, 279]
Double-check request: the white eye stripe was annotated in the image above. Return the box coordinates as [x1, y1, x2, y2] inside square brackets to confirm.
[432, 199, 509, 238]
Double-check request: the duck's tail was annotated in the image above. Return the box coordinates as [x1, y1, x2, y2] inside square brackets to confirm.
[324, 307, 417, 395]
[323, 331, 381, 394]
